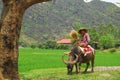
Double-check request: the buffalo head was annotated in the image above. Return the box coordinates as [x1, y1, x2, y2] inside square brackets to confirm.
[62, 53, 78, 74]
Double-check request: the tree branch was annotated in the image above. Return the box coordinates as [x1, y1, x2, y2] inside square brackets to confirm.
[2, 0, 16, 6]
[25, 0, 51, 8]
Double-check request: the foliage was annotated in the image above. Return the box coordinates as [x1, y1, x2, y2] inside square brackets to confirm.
[19, 22, 120, 49]
[56, 44, 70, 50]
[72, 22, 85, 31]
[38, 40, 70, 49]
[40, 40, 57, 49]
[30, 44, 37, 49]
[1, 0, 120, 44]
[115, 40, 120, 48]
[1, 1, 119, 49]
[109, 48, 116, 53]
[73, 23, 120, 49]
[99, 34, 115, 49]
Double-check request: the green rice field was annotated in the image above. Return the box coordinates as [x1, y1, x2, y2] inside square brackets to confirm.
[18, 48, 120, 80]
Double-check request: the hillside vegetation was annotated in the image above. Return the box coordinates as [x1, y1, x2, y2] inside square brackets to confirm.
[0, 0, 120, 44]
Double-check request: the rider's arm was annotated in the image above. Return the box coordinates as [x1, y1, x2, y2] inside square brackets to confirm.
[85, 33, 90, 44]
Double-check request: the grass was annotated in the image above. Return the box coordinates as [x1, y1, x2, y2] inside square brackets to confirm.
[18, 48, 120, 80]
[18, 48, 69, 72]
[21, 68, 120, 80]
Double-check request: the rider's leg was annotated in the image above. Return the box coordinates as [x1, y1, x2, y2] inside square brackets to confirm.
[88, 45, 95, 54]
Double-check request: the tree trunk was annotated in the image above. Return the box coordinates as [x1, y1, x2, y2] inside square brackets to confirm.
[0, 1, 26, 80]
[0, 0, 50, 80]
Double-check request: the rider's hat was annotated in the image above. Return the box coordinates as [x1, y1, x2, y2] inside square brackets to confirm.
[78, 28, 88, 34]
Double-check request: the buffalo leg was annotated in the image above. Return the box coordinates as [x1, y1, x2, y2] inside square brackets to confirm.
[79, 63, 81, 73]
[75, 63, 79, 74]
[84, 62, 90, 73]
[91, 57, 94, 72]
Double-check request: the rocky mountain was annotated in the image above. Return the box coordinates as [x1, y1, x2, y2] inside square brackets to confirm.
[0, 0, 120, 45]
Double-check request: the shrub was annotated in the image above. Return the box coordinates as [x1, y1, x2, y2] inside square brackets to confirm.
[109, 48, 116, 53]
[38, 40, 70, 49]
[30, 45, 36, 49]
[99, 34, 115, 49]
[56, 44, 69, 50]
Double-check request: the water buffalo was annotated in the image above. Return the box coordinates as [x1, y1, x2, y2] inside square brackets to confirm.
[62, 46, 95, 74]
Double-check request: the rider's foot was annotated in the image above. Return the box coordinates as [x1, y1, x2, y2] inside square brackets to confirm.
[65, 52, 70, 55]
[84, 53, 87, 56]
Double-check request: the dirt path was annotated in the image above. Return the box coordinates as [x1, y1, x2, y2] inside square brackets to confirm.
[91, 66, 120, 71]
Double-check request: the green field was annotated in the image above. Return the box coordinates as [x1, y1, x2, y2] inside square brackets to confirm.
[19, 48, 120, 80]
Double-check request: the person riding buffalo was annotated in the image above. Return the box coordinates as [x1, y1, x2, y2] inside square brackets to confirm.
[69, 28, 94, 57]
[78, 28, 90, 47]
[77, 28, 94, 56]
[62, 28, 95, 74]
[66, 28, 94, 57]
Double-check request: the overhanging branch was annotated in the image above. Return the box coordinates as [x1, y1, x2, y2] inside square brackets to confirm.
[25, 0, 52, 8]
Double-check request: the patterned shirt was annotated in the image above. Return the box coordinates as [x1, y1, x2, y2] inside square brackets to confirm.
[80, 33, 90, 45]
